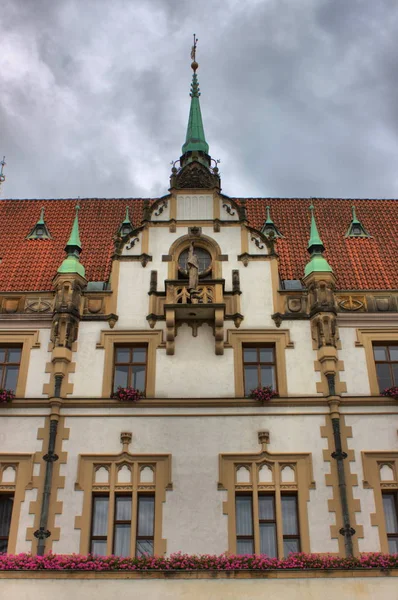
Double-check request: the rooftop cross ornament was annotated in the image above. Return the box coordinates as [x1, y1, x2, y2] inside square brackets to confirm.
[191, 33, 198, 71]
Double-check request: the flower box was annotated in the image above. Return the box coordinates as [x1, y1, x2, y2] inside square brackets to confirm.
[111, 387, 145, 402]
[249, 386, 278, 402]
[0, 389, 15, 403]
[380, 386, 398, 399]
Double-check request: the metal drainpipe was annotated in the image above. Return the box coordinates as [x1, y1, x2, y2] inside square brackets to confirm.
[327, 374, 355, 558]
[34, 374, 62, 556]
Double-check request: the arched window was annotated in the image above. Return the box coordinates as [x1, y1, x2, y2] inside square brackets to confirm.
[177, 246, 212, 280]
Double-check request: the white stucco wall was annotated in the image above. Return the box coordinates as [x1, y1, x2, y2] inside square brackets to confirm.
[284, 321, 321, 396]
[344, 412, 398, 552]
[70, 322, 105, 397]
[53, 409, 333, 556]
[339, 327, 371, 396]
[25, 327, 51, 398]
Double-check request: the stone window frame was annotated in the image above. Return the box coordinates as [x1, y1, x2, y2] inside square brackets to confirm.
[226, 329, 293, 397]
[362, 451, 398, 553]
[0, 454, 34, 554]
[97, 330, 163, 398]
[219, 444, 314, 556]
[167, 233, 223, 281]
[75, 450, 172, 556]
[0, 330, 40, 398]
[355, 328, 398, 395]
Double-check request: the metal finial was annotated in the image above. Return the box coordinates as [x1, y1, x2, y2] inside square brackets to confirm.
[191, 33, 198, 71]
[0, 156, 6, 184]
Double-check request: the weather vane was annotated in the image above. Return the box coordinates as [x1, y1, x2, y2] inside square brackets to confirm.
[0, 156, 6, 186]
[191, 33, 198, 71]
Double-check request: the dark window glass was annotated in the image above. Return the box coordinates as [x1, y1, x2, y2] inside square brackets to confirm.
[258, 495, 277, 557]
[113, 345, 147, 392]
[281, 494, 300, 555]
[382, 492, 398, 554]
[90, 496, 109, 554]
[113, 496, 132, 557]
[373, 345, 398, 391]
[0, 495, 14, 553]
[178, 247, 212, 277]
[243, 346, 276, 396]
[136, 495, 155, 557]
[0, 347, 22, 392]
[235, 495, 254, 554]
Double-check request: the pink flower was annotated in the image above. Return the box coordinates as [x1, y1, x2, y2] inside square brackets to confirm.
[111, 387, 144, 402]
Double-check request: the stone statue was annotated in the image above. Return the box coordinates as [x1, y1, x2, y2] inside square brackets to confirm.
[187, 243, 199, 292]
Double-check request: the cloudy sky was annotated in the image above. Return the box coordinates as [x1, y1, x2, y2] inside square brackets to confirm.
[1, 0, 398, 200]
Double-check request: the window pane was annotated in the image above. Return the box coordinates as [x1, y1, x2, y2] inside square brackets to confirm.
[260, 365, 275, 389]
[259, 348, 274, 362]
[0, 539, 8, 553]
[8, 348, 21, 363]
[260, 523, 277, 557]
[284, 538, 300, 556]
[393, 364, 398, 386]
[91, 540, 107, 555]
[137, 496, 155, 537]
[388, 538, 398, 554]
[4, 366, 19, 391]
[132, 365, 146, 391]
[282, 496, 299, 535]
[92, 497, 109, 536]
[376, 364, 393, 390]
[114, 524, 131, 556]
[373, 346, 387, 361]
[243, 348, 257, 362]
[133, 347, 147, 363]
[236, 495, 253, 535]
[236, 539, 254, 555]
[383, 494, 398, 533]
[244, 366, 258, 395]
[115, 348, 130, 363]
[114, 365, 129, 390]
[136, 539, 154, 557]
[389, 346, 398, 361]
[116, 496, 132, 521]
[258, 495, 275, 520]
[0, 496, 13, 536]
[0, 349, 5, 362]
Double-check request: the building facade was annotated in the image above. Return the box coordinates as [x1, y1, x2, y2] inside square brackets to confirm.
[0, 54, 398, 597]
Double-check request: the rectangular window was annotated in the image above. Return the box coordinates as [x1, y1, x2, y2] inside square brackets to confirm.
[136, 495, 155, 557]
[235, 492, 299, 557]
[373, 344, 398, 391]
[0, 495, 14, 553]
[113, 345, 147, 393]
[90, 493, 155, 557]
[0, 347, 22, 392]
[382, 492, 398, 553]
[243, 346, 276, 396]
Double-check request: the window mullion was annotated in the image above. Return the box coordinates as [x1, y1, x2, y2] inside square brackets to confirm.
[252, 462, 260, 554]
[106, 464, 116, 555]
[274, 465, 284, 558]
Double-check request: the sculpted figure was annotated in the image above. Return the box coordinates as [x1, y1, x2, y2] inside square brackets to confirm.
[187, 243, 199, 292]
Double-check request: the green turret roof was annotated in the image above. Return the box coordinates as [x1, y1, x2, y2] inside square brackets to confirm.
[26, 207, 52, 240]
[57, 205, 85, 277]
[181, 67, 209, 155]
[345, 205, 371, 238]
[304, 205, 333, 276]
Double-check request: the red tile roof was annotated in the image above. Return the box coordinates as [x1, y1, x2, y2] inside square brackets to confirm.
[0, 197, 396, 291]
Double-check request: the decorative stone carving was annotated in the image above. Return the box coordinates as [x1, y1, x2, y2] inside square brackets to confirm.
[307, 279, 335, 313]
[311, 314, 339, 348]
[171, 161, 219, 189]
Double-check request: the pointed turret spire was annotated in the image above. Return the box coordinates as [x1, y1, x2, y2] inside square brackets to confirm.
[261, 206, 283, 238]
[304, 205, 332, 276]
[26, 206, 52, 240]
[118, 206, 134, 237]
[181, 35, 209, 157]
[345, 205, 370, 238]
[57, 204, 85, 277]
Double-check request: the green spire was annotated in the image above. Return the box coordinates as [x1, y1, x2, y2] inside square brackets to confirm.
[26, 206, 52, 240]
[345, 205, 370, 238]
[304, 205, 332, 276]
[261, 206, 283, 238]
[181, 38, 209, 156]
[118, 206, 133, 236]
[57, 205, 85, 277]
